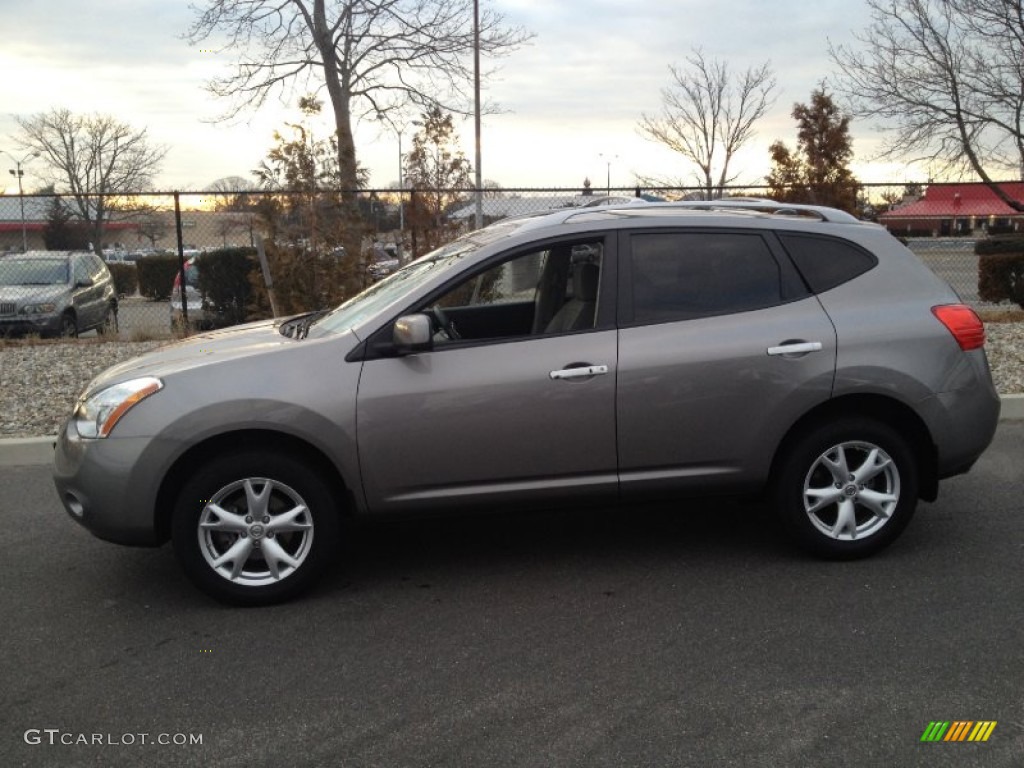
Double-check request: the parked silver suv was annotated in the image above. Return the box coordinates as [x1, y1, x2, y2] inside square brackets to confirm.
[53, 201, 1000, 604]
[0, 251, 117, 337]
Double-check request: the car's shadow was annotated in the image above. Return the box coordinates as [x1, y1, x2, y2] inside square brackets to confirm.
[324, 497, 789, 590]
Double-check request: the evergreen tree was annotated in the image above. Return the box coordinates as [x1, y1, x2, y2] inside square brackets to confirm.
[766, 89, 858, 213]
[404, 107, 472, 256]
[41, 193, 89, 250]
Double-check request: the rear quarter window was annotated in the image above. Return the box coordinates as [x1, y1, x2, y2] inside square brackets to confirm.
[777, 233, 877, 294]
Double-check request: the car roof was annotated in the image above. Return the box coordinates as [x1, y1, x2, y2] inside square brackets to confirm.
[15, 250, 92, 260]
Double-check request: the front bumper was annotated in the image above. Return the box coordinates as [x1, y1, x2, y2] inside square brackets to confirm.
[52, 420, 166, 546]
[0, 314, 61, 336]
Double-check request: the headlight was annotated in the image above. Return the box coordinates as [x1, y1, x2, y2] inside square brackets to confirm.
[74, 377, 164, 438]
[19, 303, 57, 315]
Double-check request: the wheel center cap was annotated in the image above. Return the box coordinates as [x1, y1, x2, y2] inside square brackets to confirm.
[843, 484, 858, 497]
[249, 523, 266, 539]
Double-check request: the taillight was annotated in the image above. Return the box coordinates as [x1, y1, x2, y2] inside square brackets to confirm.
[932, 304, 985, 350]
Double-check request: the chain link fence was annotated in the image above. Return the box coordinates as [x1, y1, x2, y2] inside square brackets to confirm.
[0, 184, 1018, 343]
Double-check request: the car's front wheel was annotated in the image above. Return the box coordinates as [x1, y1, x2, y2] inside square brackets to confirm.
[59, 313, 78, 338]
[774, 418, 919, 559]
[97, 304, 117, 335]
[172, 451, 341, 605]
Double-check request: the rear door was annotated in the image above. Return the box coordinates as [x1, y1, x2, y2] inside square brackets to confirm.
[615, 228, 837, 496]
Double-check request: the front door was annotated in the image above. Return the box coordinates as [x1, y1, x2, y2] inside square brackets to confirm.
[356, 237, 618, 513]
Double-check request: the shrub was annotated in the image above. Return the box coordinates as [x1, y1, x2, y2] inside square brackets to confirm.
[137, 255, 181, 300]
[195, 247, 263, 327]
[107, 263, 138, 297]
[976, 237, 1024, 308]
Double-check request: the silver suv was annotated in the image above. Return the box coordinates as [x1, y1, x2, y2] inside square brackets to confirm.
[0, 251, 117, 337]
[53, 201, 1000, 604]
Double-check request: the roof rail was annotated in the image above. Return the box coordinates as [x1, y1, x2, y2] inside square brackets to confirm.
[635, 199, 861, 223]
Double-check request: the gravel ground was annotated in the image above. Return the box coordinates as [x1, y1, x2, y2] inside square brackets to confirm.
[0, 325, 1021, 438]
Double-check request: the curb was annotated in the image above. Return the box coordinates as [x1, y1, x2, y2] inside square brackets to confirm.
[0, 436, 58, 467]
[2, 394, 1022, 468]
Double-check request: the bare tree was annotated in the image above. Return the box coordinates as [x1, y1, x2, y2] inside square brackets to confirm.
[830, 0, 1024, 211]
[207, 175, 259, 211]
[639, 50, 776, 199]
[188, 0, 531, 260]
[14, 108, 167, 254]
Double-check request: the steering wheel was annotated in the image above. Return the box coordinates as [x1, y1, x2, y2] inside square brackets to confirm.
[430, 305, 461, 340]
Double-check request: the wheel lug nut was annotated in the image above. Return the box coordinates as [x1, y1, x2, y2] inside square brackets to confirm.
[835, 483, 842, 489]
[262, 517, 270, 524]
[245, 516, 253, 523]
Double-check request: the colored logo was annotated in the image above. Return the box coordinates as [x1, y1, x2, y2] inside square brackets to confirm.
[921, 721, 997, 742]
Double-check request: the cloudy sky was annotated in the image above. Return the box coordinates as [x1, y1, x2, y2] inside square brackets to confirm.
[0, 0, 924, 195]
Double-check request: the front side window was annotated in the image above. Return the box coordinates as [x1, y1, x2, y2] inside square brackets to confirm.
[629, 232, 784, 323]
[420, 239, 605, 344]
[72, 258, 91, 285]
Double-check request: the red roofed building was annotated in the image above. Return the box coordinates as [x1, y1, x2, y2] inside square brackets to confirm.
[879, 182, 1024, 237]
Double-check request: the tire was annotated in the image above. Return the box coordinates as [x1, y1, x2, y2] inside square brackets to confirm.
[774, 418, 919, 559]
[172, 451, 341, 605]
[97, 304, 117, 336]
[60, 313, 78, 338]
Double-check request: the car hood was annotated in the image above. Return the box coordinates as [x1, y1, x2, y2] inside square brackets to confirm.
[82, 319, 355, 396]
[0, 284, 66, 303]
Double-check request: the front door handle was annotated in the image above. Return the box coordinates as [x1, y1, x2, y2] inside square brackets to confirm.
[767, 341, 823, 356]
[549, 364, 609, 380]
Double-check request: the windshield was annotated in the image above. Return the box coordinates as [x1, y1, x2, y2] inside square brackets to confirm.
[0, 259, 69, 286]
[306, 226, 517, 337]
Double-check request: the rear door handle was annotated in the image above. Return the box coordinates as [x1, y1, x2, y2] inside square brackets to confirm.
[767, 341, 823, 356]
[549, 364, 609, 380]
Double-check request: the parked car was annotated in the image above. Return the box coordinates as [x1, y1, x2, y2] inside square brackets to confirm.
[53, 200, 1000, 604]
[0, 250, 117, 337]
[169, 256, 213, 330]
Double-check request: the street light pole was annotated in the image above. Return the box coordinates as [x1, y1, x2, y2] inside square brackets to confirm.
[599, 153, 619, 196]
[3, 150, 38, 252]
[473, 0, 483, 230]
[377, 113, 408, 252]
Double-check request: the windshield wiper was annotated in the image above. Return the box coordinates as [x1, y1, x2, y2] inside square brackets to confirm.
[280, 309, 330, 339]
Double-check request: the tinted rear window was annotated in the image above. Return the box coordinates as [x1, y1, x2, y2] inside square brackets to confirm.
[629, 232, 786, 323]
[778, 233, 877, 293]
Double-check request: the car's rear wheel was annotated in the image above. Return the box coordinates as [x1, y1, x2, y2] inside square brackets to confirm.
[774, 418, 918, 558]
[172, 451, 341, 605]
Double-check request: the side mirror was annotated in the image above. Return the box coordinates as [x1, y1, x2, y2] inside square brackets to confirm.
[392, 314, 433, 354]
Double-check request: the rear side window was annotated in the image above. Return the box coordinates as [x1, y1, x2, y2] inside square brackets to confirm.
[778, 233, 877, 294]
[629, 232, 786, 323]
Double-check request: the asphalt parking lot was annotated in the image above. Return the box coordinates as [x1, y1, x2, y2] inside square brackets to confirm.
[1, 422, 1022, 768]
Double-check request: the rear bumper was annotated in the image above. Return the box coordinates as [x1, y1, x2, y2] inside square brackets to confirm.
[929, 384, 1001, 480]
